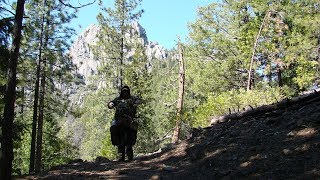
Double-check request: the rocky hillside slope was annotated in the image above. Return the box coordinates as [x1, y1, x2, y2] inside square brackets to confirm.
[20, 91, 320, 179]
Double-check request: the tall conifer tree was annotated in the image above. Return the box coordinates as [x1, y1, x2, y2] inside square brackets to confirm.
[0, 0, 25, 179]
[95, 0, 143, 90]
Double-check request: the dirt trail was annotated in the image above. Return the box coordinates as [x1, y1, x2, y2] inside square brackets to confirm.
[20, 93, 320, 179]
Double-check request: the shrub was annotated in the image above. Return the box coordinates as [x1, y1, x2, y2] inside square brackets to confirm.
[192, 86, 286, 127]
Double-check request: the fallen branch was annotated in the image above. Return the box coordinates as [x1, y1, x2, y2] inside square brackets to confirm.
[247, 10, 271, 91]
[153, 128, 174, 146]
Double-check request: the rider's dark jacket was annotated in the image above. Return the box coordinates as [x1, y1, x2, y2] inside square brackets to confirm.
[109, 96, 140, 120]
[108, 86, 142, 121]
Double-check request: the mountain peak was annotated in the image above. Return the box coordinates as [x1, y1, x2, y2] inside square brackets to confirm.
[70, 22, 167, 82]
[131, 21, 148, 44]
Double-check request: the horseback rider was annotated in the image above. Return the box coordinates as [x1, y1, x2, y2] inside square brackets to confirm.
[108, 85, 142, 161]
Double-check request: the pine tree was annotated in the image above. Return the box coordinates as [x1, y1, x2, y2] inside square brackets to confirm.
[28, 0, 47, 172]
[14, 0, 78, 173]
[124, 42, 157, 153]
[95, 0, 143, 90]
[149, 51, 179, 147]
[250, 0, 319, 90]
[0, 0, 25, 179]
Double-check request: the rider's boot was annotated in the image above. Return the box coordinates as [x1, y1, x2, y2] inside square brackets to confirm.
[126, 146, 133, 161]
[118, 146, 125, 161]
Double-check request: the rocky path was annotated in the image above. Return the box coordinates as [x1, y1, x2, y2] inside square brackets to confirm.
[20, 93, 320, 179]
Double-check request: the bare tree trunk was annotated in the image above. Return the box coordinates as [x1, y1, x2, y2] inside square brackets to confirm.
[35, 2, 49, 171]
[0, 0, 25, 179]
[277, 68, 283, 87]
[119, 0, 125, 90]
[29, 51, 41, 174]
[120, 30, 124, 89]
[172, 42, 185, 143]
[247, 11, 270, 91]
[268, 61, 272, 85]
[35, 57, 46, 173]
[29, 4, 46, 173]
[20, 87, 25, 114]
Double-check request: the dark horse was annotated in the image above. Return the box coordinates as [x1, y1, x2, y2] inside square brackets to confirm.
[110, 114, 137, 161]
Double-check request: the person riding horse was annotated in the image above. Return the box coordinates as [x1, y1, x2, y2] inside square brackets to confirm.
[108, 86, 141, 161]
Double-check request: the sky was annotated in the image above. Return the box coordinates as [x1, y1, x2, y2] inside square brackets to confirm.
[70, 0, 213, 49]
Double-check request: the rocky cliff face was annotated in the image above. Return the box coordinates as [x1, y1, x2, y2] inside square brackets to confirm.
[69, 24, 100, 82]
[69, 22, 167, 84]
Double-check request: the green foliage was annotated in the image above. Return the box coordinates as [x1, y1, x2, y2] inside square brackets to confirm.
[100, 132, 117, 160]
[293, 56, 318, 90]
[13, 127, 31, 175]
[188, 0, 319, 92]
[192, 86, 286, 127]
[185, 0, 319, 129]
[75, 88, 113, 160]
[12, 91, 79, 174]
[7, 0, 78, 174]
[42, 114, 78, 170]
[148, 54, 179, 146]
[125, 43, 158, 153]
